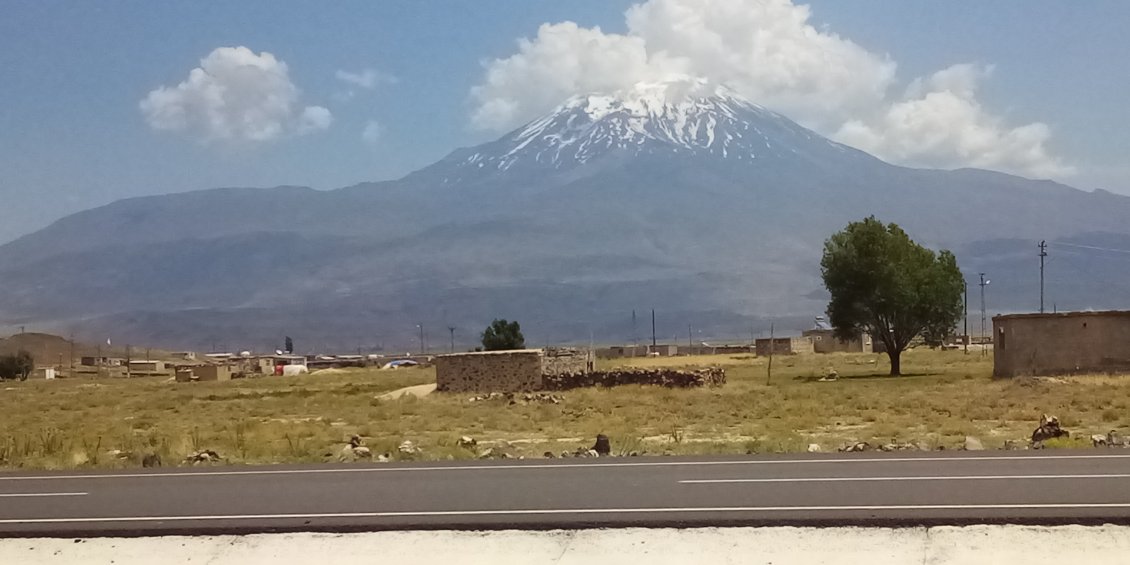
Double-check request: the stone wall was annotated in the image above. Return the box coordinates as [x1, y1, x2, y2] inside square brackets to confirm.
[542, 347, 594, 375]
[542, 367, 726, 390]
[994, 311, 1130, 377]
[435, 350, 544, 392]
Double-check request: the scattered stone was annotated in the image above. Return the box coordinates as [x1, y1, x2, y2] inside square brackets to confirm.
[560, 450, 573, 459]
[818, 369, 839, 382]
[1108, 430, 1127, 447]
[340, 435, 372, 461]
[839, 442, 871, 453]
[477, 447, 512, 460]
[1031, 414, 1070, 444]
[105, 449, 131, 460]
[592, 434, 612, 456]
[807, 443, 822, 453]
[141, 453, 162, 468]
[542, 367, 726, 390]
[457, 436, 478, 448]
[1002, 440, 1026, 451]
[961, 436, 985, 451]
[183, 450, 221, 465]
[398, 440, 421, 457]
[543, 451, 557, 459]
[377, 453, 391, 463]
[628, 451, 640, 457]
[1092, 434, 1109, 448]
[878, 442, 920, 452]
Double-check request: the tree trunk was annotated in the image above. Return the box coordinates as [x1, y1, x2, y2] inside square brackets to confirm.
[887, 349, 901, 376]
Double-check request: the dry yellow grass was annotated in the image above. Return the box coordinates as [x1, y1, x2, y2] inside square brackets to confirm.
[0, 349, 1123, 470]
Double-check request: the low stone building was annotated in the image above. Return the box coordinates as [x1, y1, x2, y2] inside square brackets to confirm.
[435, 348, 592, 393]
[754, 336, 814, 356]
[801, 329, 873, 354]
[993, 310, 1130, 378]
[175, 364, 233, 382]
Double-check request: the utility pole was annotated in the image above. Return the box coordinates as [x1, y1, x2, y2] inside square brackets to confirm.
[688, 324, 693, 352]
[632, 310, 638, 355]
[125, 344, 131, 379]
[963, 280, 969, 355]
[651, 309, 657, 349]
[1039, 240, 1048, 313]
[68, 331, 75, 378]
[766, 322, 775, 385]
[447, 326, 456, 353]
[979, 273, 990, 357]
[416, 324, 424, 355]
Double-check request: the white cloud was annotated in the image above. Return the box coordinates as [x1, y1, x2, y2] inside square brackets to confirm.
[836, 64, 1074, 177]
[361, 120, 383, 145]
[140, 46, 331, 144]
[469, 0, 1069, 178]
[335, 68, 397, 90]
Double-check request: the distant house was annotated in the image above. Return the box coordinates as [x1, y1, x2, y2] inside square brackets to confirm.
[801, 329, 873, 354]
[128, 360, 165, 373]
[796, 316, 873, 354]
[80, 356, 123, 367]
[174, 364, 233, 382]
[32, 367, 56, 380]
[256, 354, 308, 375]
[993, 310, 1130, 378]
[754, 336, 814, 356]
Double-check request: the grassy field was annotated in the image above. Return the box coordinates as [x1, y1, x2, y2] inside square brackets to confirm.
[0, 349, 1122, 470]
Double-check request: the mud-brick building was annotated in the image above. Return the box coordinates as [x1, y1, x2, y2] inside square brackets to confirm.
[434, 348, 592, 393]
[754, 336, 814, 356]
[993, 311, 1130, 378]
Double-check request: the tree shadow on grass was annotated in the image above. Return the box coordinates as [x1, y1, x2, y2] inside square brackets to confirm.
[792, 372, 940, 383]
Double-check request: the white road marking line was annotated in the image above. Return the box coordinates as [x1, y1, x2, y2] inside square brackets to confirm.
[4, 453, 1130, 481]
[0, 492, 86, 498]
[681, 474, 1130, 484]
[5, 503, 1130, 524]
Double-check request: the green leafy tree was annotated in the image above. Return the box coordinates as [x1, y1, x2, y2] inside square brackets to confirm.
[481, 319, 526, 351]
[821, 217, 964, 376]
[0, 350, 34, 381]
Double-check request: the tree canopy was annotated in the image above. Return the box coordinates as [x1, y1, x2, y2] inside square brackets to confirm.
[821, 217, 964, 376]
[481, 319, 526, 351]
[0, 350, 34, 381]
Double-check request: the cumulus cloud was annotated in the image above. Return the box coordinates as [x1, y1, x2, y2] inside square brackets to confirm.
[140, 46, 331, 144]
[836, 64, 1074, 176]
[361, 120, 383, 145]
[469, 0, 1069, 178]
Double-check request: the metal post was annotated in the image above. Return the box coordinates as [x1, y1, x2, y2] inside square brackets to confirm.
[448, 326, 456, 353]
[766, 322, 775, 385]
[979, 273, 989, 357]
[416, 324, 424, 355]
[1039, 240, 1047, 313]
[963, 280, 969, 355]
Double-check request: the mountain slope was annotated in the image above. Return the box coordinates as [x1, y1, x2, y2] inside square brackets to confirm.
[2, 80, 1129, 350]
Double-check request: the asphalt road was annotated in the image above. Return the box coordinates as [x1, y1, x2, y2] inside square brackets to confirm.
[4, 450, 1130, 536]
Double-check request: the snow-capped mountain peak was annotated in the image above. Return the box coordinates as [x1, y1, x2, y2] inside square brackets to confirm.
[444, 78, 858, 180]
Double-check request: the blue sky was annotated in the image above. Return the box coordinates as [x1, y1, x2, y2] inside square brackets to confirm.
[1, 1, 1128, 243]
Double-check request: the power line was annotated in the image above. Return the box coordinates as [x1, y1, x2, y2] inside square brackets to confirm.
[1051, 241, 1130, 256]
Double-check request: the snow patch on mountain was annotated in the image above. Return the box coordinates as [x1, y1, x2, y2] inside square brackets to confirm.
[450, 79, 857, 178]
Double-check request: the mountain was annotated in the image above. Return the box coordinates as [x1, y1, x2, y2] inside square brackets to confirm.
[3, 79, 1130, 352]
